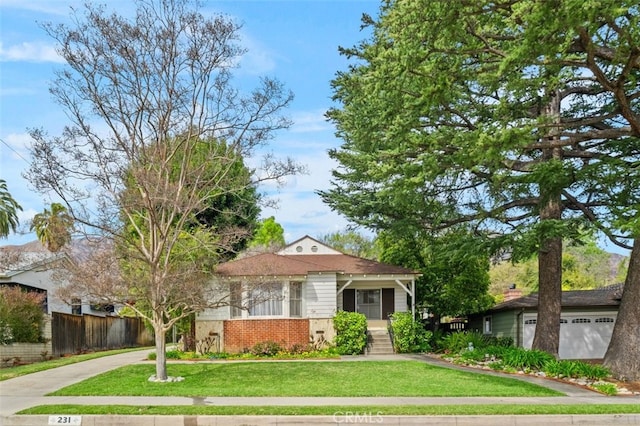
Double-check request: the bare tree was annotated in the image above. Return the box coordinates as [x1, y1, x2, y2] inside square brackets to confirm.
[26, 0, 302, 381]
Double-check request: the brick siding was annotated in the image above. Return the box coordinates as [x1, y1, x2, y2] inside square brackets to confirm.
[223, 318, 310, 353]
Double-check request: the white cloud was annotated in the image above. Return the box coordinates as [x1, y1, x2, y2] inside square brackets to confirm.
[0, 41, 64, 63]
[291, 109, 331, 133]
[237, 33, 278, 75]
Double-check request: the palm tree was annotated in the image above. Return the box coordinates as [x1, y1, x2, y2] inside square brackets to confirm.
[31, 203, 74, 252]
[0, 179, 22, 239]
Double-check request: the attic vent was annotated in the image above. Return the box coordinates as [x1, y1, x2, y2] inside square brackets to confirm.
[296, 246, 303, 252]
[311, 245, 318, 252]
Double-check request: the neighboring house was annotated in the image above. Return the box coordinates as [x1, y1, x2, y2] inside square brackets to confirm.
[468, 285, 623, 359]
[0, 240, 113, 316]
[196, 235, 420, 353]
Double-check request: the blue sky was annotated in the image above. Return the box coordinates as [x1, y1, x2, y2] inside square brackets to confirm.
[0, 0, 380, 246]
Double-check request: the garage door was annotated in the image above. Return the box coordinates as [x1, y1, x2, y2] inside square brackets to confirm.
[522, 312, 617, 359]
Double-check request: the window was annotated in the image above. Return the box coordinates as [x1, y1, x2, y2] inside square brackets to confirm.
[572, 318, 591, 324]
[524, 319, 537, 325]
[230, 282, 242, 318]
[249, 282, 283, 316]
[595, 317, 614, 323]
[289, 282, 302, 317]
[483, 315, 492, 334]
[71, 298, 82, 315]
[560, 319, 567, 324]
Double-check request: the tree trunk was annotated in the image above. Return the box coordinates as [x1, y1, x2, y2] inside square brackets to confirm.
[532, 231, 562, 357]
[154, 319, 168, 381]
[603, 238, 640, 381]
[532, 91, 562, 357]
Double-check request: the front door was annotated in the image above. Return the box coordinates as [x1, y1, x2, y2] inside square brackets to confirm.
[357, 289, 381, 320]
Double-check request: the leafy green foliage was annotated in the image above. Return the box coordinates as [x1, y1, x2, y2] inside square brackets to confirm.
[543, 360, 610, 381]
[378, 228, 494, 318]
[0, 179, 22, 239]
[440, 331, 488, 354]
[0, 287, 45, 344]
[319, 230, 379, 259]
[389, 312, 432, 353]
[30, 203, 74, 252]
[250, 216, 285, 249]
[590, 382, 618, 396]
[333, 311, 367, 355]
[248, 341, 284, 357]
[501, 348, 555, 371]
[490, 239, 627, 296]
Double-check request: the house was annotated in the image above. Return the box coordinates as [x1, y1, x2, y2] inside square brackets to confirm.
[467, 285, 623, 359]
[196, 235, 420, 353]
[0, 240, 113, 316]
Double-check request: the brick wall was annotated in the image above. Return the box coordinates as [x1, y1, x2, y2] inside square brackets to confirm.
[223, 318, 310, 353]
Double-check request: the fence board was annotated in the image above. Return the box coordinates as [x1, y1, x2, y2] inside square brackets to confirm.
[51, 312, 152, 356]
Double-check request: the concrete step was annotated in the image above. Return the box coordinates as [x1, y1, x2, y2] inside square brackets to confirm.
[367, 329, 394, 354]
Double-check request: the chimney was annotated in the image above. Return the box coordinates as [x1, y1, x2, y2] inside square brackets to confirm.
[503, 284, 522, 301]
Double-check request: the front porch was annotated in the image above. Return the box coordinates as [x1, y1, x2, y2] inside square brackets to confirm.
[336, 277, 416, 322]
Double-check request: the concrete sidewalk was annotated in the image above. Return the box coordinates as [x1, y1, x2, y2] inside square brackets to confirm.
[1, 351, 639, 425]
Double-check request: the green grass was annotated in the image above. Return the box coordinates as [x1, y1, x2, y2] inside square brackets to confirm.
[0, 347, 151, 381]
[49, 361, 561, 397]
[19, 404, 640, 416]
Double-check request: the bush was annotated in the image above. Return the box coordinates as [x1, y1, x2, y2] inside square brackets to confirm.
[333, 311, 367, 355]
[441, 331, 487, 354]
[389, 312, 432, 353]
[544, 359, 610, 380]
[501, 347, 555, 371]
[0, 287, 46, 344]
[250, 341, 284, 357]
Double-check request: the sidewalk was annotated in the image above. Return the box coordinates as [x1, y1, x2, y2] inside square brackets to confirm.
[1, 351, 639, 425]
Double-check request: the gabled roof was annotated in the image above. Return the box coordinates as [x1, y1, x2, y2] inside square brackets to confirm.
[216, 237, 419, 277]
[488, 284, 624, 312]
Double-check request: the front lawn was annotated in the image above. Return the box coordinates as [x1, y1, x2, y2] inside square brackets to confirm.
[20, 404, 640, 416]
[49, 360, 561, 397]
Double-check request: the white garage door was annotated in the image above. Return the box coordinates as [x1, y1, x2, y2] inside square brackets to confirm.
[522, 312, 617, 359]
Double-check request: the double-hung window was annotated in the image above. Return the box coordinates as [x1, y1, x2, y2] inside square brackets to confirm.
[289, 282, 302, 317]
[230, 282, 243, 318]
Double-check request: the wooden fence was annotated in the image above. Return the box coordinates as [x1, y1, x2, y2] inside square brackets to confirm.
[51, 312, 153, 356]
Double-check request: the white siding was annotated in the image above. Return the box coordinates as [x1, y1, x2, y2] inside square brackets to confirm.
[278, 237, 341, 255]
[305, 273, 337, 318]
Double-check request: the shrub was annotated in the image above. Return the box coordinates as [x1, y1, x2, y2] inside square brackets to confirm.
[485, 336, 514, 348]
[544, 360, 610, 380]
[389, 312, 432, 353]
[501, 347, 555, 371]
[333, 311, 367, 355]
[0, 287, 46, 344]
[250, 341, 283, 357]
[441, 331, 487, 354]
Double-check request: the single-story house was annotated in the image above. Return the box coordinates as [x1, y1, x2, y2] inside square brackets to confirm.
[0, 240, 113, 316]
[196, 235, 420, 353]
[467, 285, 623, 359]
